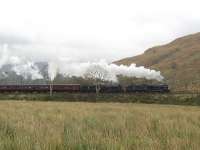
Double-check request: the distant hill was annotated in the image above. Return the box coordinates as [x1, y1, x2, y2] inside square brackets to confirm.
[115, 32, 200, 92]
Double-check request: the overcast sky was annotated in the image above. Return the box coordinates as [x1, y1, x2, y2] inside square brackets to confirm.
[0, 0, 200, 62]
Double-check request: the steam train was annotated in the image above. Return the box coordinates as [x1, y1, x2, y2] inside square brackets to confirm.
[0, 84, 169, 93]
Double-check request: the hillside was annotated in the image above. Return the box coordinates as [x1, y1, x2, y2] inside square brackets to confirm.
[115, 32, 200, 92]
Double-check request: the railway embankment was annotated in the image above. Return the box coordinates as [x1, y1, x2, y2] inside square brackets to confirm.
[0, 93, 200, 106]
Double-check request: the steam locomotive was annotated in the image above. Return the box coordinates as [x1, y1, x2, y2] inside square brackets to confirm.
[0, 84, 169, 93]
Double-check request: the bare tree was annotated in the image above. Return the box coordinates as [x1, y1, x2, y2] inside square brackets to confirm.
[84, 65, 109, 94]
[117, 75, 130, 92]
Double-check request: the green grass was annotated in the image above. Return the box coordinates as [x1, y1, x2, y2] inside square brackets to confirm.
[0, 101, 200, 149]
[0, 92, 200, 106]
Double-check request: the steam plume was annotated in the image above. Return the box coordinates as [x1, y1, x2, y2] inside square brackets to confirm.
[0, 44, 43, 80]
[0, 43, 164, 82]
[48, 62, 58, 81]
[48, 60, 164, 82]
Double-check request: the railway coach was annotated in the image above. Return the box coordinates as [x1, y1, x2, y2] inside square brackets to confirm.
[0, 84, 80, 93]
[0, 84, 169, 93]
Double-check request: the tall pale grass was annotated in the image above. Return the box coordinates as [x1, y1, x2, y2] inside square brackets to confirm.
[0, 101, 199, 149]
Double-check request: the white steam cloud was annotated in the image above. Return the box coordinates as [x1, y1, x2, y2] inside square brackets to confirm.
[0, 43, 164, 82]
[0, 44, 43, 80]
[48, 60, 164, 82]
[12, 62, 43, 80]
[48, 62, 59, 81]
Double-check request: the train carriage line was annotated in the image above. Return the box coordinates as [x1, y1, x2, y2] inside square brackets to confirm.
[0, 84, 170, 93]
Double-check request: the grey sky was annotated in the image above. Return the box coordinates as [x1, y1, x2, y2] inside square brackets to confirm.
[0, 0, 200, 62]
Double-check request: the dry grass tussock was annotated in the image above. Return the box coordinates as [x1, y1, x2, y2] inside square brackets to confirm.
[0, 101, 200, 149]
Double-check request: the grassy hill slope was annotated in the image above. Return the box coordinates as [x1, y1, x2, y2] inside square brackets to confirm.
[115, 32, 200, 92]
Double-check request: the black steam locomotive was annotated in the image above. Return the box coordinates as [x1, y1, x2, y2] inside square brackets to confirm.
[0, 84, 169, 93]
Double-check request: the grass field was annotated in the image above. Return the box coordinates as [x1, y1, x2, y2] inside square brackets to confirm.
[0, 101, 200, 150]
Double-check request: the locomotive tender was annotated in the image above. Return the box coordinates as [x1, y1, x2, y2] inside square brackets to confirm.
[0, 84, 169, 93]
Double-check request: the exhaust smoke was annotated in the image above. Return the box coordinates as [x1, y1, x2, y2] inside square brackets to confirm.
[0, 43, 164, 82]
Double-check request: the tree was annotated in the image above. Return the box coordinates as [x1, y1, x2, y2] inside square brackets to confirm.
[84, 65, 109, 94]
[117, 75, 131, 92]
